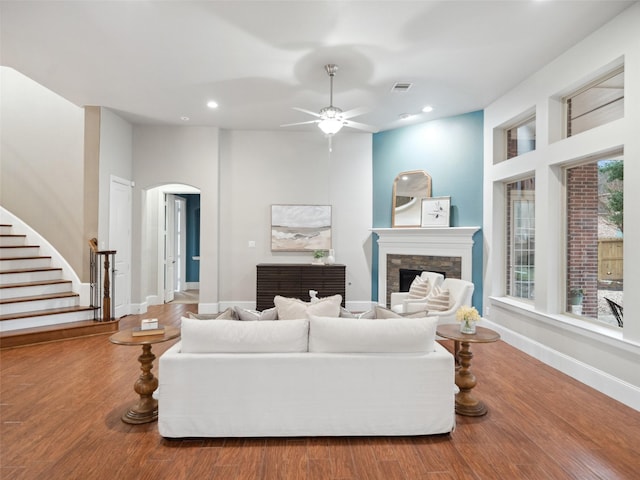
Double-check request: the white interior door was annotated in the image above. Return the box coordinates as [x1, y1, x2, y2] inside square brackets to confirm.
[164, 194, 176, 303]
[175, 196, 187, 292]
[109, 176, 132, 318]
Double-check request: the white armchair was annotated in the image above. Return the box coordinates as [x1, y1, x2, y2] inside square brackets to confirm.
[390, 271, 444, 313]
[390, 277, 474, 325]
[425, 278, 475, 324]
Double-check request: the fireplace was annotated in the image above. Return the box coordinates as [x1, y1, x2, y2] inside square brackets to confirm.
[398, 268, 447, 292]
[399, 269, 424, 292]
[372, 227, 480, 307]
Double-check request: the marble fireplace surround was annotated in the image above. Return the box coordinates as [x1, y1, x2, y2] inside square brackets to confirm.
[372, 227, 480, 307]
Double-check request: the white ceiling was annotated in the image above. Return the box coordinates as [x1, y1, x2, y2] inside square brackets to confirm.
[1, 1, 635, 133]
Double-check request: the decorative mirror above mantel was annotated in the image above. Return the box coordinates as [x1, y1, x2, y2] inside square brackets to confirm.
[392, 170, 432, 227]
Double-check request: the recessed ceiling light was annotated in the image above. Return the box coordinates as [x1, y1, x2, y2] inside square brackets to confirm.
[207, 100, 219, 109]
[180, 116, 190, 121]
[399, 113, 413, 120]
[422, 105, 433, 113]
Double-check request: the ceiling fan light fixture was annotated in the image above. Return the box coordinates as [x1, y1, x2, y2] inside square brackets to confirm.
[318, 118, 344, 135]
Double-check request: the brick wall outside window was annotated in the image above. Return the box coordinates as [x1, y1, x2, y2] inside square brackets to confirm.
[567, 164, 599, 317]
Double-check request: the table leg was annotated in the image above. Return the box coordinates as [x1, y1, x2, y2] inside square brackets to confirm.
[454, 341, 488, 416]
[122, 344, 159, 424]
[454, 340, 461, 370]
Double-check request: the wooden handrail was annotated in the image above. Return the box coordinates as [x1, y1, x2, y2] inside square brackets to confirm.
[88, 237, 116, 255]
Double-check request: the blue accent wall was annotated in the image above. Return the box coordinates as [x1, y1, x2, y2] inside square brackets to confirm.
[372, 110, 484, 310]
[179, 194, 200, 283]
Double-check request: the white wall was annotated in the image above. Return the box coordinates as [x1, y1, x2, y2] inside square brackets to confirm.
[218, 130, 373, 312]
[483, 3, 640, 410]
[132, 126, 219, 311]
[0, 67, 85, 275]
[98, 107, 133, 244]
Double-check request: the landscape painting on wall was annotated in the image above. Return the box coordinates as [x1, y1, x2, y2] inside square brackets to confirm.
[271, 205, 332, 252]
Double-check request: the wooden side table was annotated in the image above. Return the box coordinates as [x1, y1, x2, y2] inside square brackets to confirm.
[109, 326, 180, 424]
[436, 324, 500, 416]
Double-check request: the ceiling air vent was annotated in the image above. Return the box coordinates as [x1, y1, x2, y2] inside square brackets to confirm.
[391, 82, 413, 92]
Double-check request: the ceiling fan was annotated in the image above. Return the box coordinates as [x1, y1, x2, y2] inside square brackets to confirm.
[281, 64, 379, 137]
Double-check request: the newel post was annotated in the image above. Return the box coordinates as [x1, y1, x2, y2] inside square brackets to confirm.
[102, 253, 111, 322]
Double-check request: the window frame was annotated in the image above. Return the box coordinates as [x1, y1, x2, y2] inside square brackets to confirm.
[564, 66, 624, 138]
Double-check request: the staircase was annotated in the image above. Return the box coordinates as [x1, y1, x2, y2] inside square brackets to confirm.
[0, 223, 117, 349]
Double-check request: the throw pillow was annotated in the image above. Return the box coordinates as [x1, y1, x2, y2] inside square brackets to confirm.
[187, 308, 238, 320]
[339, 307, 356, 318]
[180, 317, 309, 353]
[273, 294, 342, 320]
[407, 276, 430, 299]
[308, 315, 437, 353]
[425, 286, 450, 312]
[234, 306, 279, 321]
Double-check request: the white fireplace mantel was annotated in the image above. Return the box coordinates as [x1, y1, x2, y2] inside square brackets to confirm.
[372, 227, 480, 304]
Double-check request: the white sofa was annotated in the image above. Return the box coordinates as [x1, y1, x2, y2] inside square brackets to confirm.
[158, 316, 456, 438]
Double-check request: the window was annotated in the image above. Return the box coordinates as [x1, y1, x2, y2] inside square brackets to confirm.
[566, 155, 623, 327]
[565, 67, 624, 137]
[506, 178, 535, 300]
[506, 116, 536, 159]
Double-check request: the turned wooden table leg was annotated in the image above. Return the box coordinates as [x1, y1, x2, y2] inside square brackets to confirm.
[122, 344, 159, 424]
[454, 341, 488, 416]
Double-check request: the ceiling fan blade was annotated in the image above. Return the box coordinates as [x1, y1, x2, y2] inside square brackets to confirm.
[280, 119, 319, 127]
[292, 107, 322, 118]
[340, 107, 369, 119]
[343, 119, 379, 133]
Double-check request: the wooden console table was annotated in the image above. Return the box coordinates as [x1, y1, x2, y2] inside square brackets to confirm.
[256, 263, 346, 310]
[109, 326, 180, 424]
[436, 324, 500, 416]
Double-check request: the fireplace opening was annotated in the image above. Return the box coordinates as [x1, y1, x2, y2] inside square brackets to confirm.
[399, 268, 447, 292]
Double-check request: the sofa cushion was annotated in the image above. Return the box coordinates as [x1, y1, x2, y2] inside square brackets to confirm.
[374, 306, 428, 319]
[187, 308, 238, 320]
[180, 317, 309, 353]
[308, 316, 437, 353]
[233, 306, 278, 321]
[274, 294, 342, 320]
[425, 286, 450, 312]
[408, 276, 430, 299]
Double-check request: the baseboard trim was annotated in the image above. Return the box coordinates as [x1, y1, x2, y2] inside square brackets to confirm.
[481, 318, 640, 412]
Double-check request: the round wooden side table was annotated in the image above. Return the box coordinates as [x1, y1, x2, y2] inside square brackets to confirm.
[109, 326, 180, 424]
[436, 324, 500, 417]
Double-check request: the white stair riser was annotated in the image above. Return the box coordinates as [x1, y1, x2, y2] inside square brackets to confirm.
[0, 282, 71, 299]
[0, 236, 27, 247]
[0, 247, 40, 258]
[0, 226, 13, 235]
[1, 296, 79, 315]
[0, 269, 62, 285]
[0, 309, 96, 332]
[0, 257, 51, 270]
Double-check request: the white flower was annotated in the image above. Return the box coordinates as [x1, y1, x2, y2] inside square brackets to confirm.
[456, 306, 480, 322]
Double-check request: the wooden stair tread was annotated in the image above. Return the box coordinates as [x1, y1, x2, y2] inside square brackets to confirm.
[0, 266, 62, 274]
[0, 245, 38, 249]
[0, 291, 78, 305]
[0, 305, 95, 321]
[0, 318, 119, 349]
[0, 279, 71, 289]
[0, 256, 51, 261]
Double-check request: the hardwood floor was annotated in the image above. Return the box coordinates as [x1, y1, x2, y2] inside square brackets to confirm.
[1, 303, 639, 479]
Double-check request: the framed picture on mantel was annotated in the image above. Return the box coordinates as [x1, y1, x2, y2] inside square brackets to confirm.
[421, 196, 450, 227]
[271, 204, 332, 251]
